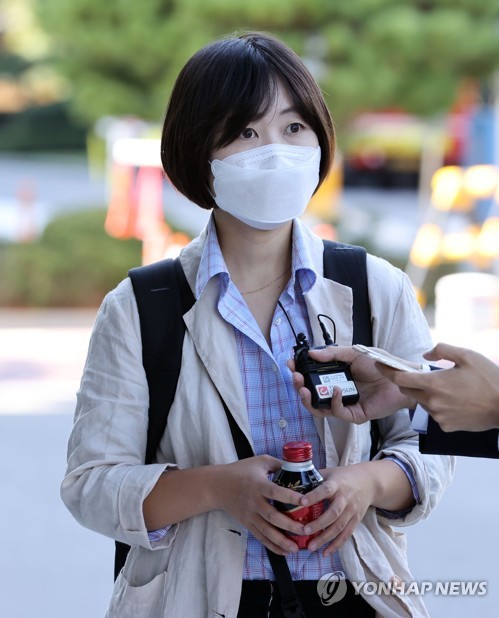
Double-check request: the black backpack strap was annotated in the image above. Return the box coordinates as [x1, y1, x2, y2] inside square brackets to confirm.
[114, 257, 195, 580]
[321, 240, 379, 458]
[129, 257, 195, 464]
[222, 399, 305, 618]
[322, 240, 372, 347]
[266, 552, 307, 618]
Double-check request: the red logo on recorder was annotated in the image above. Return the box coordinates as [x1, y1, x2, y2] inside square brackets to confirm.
[317, 385, 330, 397]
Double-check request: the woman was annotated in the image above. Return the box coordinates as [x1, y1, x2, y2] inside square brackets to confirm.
[61, 32, 454, 617]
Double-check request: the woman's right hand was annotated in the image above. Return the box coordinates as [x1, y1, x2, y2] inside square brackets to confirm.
[213, 455, 306, 555]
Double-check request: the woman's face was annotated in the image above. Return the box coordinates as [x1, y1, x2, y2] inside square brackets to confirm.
[211, 82, 319, 161]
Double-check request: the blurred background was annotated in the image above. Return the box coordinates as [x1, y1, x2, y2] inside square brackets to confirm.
[1, 1, 499, 616]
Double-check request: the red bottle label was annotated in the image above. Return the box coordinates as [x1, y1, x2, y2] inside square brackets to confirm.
[277, 501, 325, 549]
[273, 443, 324, 550]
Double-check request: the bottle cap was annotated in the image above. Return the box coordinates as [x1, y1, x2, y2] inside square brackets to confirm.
[282, 441, 313, 462]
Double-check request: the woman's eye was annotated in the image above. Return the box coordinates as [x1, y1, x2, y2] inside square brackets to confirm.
[287, 122, 303, 134]
[241, 128, 255, 139]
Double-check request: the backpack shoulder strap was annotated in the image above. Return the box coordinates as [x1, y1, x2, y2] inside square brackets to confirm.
[114, 257, 195, 580]
[322, 240, 372, 347]
[321, 240, 379, 458]
[128, 257, 195, 465]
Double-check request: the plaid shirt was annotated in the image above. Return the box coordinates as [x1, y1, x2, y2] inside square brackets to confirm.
[150, 216, 419, 580]
[195, 217, 344, 579]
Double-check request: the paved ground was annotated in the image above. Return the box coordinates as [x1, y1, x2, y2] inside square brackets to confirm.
[1, 308, 498, 617]
[0, 310, 113, 618]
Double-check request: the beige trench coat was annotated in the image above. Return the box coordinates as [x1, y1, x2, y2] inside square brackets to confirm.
[61, 219, 454, 617]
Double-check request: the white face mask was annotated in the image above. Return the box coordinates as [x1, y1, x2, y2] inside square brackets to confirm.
[210, 144, 321, 230]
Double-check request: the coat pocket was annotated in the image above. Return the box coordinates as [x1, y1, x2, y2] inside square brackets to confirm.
[106, 570, 167, 618]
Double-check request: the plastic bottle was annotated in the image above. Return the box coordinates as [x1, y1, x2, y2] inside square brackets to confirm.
[272, 440, 325, 549]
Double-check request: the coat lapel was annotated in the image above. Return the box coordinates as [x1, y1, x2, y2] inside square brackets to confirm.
[183, 278, 254, 451]
[304, 268, 361, 465]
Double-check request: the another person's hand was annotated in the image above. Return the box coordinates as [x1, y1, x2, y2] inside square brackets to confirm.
[377, 343, 499, 432]
[215, 455, 306, 555]
[288, 347, 413, 424]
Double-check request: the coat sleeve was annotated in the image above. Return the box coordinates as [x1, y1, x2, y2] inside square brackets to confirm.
[366, 254, 455, 526]
[60, 278, 178, 549]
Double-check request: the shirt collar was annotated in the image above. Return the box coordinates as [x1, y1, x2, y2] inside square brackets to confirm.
[195, 215, 228, 299]
[195, 215, 317, 299]
[289, 218, 317, 297]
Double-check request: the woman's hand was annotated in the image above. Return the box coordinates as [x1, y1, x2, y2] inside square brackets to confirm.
[300, 460, 415, 557]
[299, 463, 374, 557]
[213, 455, 307, 555]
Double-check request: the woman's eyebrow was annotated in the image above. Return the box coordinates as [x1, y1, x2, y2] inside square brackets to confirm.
[280, 106, 301, 115]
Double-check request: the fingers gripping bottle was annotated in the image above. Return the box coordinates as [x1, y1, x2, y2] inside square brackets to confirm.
[272, 441, 325, 549]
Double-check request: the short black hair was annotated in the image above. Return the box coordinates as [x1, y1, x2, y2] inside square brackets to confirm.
[161, 31, 335, 210]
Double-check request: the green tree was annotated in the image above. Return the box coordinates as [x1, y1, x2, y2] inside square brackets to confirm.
[35, 0, 499, 127]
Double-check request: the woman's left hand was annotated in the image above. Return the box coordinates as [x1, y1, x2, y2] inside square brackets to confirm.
[300, 463, 375, 557]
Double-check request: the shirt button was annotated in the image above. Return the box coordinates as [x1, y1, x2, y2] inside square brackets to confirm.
[272, 364, 278, 373]
[275, 317, 282, 326]
[278, 418, 288, 429]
